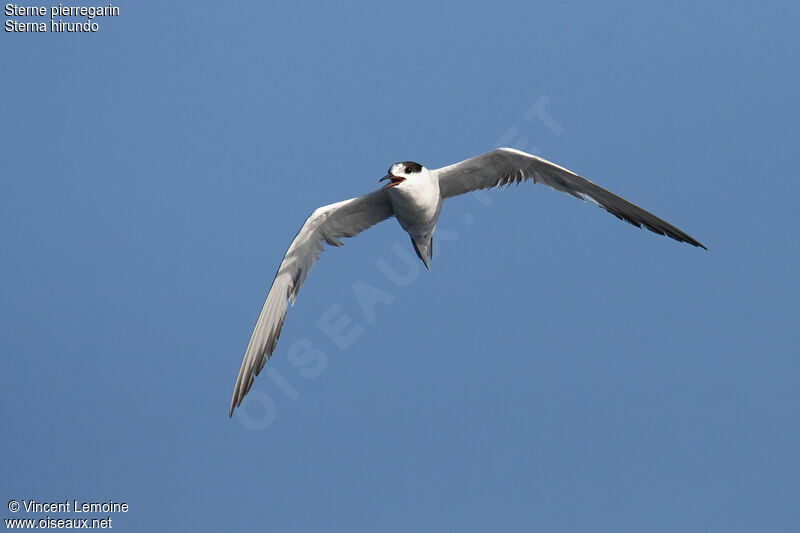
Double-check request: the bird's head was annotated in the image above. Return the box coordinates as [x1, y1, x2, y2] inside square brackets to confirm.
[379, 161, 424, 189]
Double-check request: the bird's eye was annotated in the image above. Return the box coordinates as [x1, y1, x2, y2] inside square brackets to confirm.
[404, 167, 410, 174]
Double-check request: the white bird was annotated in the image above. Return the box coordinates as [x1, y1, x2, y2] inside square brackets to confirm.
[229, 147, 705, 416]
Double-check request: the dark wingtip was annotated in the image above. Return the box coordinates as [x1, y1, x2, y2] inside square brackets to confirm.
[678, 234, 707, 250]
[673, 235, 707, 250]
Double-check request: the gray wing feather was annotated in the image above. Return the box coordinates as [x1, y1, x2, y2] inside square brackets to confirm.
[229, 189, 394, 416]
[436, 148, 705, 249]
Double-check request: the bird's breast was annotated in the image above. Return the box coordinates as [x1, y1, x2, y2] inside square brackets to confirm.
[388, 178, 441, 236]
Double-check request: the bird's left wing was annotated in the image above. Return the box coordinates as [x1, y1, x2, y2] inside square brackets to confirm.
[230, 189, 394, 416]
[436, 147, 705, 248]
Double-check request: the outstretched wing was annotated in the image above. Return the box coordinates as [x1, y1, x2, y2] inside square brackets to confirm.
[230, 189, 394, 416]
[436, 147, 705, 248]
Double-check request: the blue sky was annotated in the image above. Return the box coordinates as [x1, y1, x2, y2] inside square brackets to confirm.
[2, 1, 799, 531]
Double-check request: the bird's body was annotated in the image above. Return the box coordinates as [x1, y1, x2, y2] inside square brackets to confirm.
[388, 168, 440, 236]
[386, 164, 441, 268]
[229, 147, 706, 416]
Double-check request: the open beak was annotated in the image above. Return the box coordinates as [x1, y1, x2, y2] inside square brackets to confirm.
[379, 174, 406, 190]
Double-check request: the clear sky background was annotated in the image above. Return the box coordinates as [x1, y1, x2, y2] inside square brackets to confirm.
[2, 1, 799, 531]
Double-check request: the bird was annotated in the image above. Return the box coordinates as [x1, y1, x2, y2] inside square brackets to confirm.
[229, 147, 705, 416]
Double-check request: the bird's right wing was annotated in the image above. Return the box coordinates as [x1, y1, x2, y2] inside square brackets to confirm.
[230, 189, 394, 416]
[436, 147, 705, 248]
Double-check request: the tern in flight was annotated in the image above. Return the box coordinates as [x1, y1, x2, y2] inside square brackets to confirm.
[229, 147, 705, 416]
